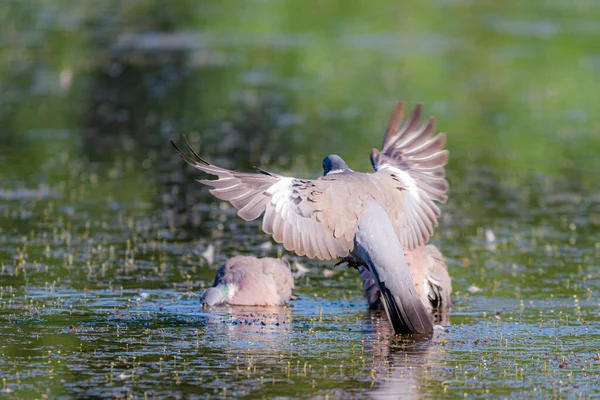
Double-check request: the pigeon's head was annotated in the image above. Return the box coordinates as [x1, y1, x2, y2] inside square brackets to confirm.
[322, 154, 351, 176]
[202, 285, 229, 306]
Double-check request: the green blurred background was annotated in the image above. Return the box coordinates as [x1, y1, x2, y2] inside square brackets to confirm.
[1, 0, 599, 398]
[3, 0, 599, 171]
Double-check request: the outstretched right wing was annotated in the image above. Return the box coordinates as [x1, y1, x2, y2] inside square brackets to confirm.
[371, 102, 449, 216]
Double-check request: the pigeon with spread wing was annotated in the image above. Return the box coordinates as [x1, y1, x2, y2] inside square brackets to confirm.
[171, 102, 449, 334]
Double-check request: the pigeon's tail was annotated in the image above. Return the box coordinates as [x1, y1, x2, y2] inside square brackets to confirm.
[369, 266, 433, 334]
[354, 198, 434, 335]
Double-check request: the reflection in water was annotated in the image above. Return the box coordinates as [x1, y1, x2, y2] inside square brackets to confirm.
[365, 310, 448, 400]
[204, 305, 293, 353]
[2, 1, 600, 398]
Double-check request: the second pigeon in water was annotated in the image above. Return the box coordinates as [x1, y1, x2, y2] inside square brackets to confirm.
[203, 255, 295, 306]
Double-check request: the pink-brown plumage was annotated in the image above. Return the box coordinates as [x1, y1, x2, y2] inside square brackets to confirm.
[203, 255, 294, 306]
[173, 102, 451, 334]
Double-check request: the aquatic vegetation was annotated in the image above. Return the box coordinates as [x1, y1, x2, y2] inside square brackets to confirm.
[1, 0, 600, 398]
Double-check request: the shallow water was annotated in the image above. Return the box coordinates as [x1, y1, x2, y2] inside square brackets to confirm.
[1, 1, 600, 398]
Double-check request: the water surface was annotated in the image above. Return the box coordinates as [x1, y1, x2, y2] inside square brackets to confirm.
[1, 1, 599, 398]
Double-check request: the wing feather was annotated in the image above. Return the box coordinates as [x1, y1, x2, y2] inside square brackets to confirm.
[238, 195, 270, 221]
[368, 103, 449, 249]
[171, 138, 360, 259]
[172, 100, 450, 258]
[423, 245, 452, 309]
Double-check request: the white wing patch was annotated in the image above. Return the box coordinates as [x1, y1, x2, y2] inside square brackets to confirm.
[267, 177, 294, 201]
[267, 177, 294, 215]
[326, 168, 354, 175]
[377, 165, 421, 203]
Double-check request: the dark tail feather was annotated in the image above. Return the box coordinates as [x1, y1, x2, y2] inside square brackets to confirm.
[379, 282, 433, 334]
[370, 268, 433, 334]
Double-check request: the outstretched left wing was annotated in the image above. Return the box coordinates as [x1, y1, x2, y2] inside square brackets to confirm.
[171, 138, 359, 260]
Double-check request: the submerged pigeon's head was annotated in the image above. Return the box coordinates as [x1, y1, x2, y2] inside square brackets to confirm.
[322, 154, 351, 176]
[202, 285, 229, 306]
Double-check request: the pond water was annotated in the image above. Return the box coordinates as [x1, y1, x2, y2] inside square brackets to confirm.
[1, 1, 599, 398]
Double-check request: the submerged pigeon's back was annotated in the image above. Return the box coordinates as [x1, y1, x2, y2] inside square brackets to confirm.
[203, 255, 294, 306]
[261, 257, 294, 301]
[420, 245, 452, 313]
